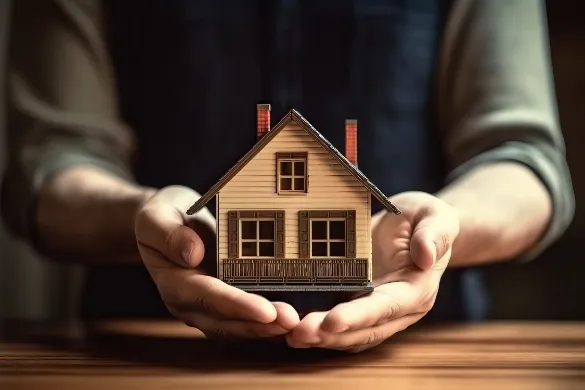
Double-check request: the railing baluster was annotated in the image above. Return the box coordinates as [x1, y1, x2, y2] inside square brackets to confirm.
[223, 258, 369, 285]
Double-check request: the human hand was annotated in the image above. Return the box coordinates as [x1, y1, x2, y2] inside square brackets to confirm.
[286, 191, 459, 352]
[135, 185, 299, 338]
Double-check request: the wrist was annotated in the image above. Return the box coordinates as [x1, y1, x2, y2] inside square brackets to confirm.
[436, 165, 513, 267]
[438, 194, 502, 267]
[437, 162, 551, 267]
[36, 165, 157, 263]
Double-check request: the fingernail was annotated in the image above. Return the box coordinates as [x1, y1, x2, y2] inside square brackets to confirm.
[182, 243, 193, 266]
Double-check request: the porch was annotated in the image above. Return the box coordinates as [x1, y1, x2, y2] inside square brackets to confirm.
[221, 258, 372, 292]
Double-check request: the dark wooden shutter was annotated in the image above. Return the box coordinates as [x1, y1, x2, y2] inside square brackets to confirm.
[275, 211, 285, 258]
[228, 211, 239, 258]
[275, 153, 280, 193]
[346, 210, 356, 258]
[299, 211, 309, 257]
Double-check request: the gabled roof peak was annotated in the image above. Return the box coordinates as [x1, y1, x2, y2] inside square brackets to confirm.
[186, 108, 400, 215]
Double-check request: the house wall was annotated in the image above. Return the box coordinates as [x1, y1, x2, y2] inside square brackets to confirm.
[217, 121, 371, 277]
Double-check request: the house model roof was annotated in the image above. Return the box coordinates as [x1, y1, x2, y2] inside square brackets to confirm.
[186, 109, 401, 215]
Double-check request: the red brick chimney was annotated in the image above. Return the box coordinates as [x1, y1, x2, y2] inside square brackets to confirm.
[345, 119, 358, 167]
[257, 104, 271, 140]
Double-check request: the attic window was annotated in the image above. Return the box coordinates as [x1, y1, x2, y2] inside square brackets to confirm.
[276, 152, 307, 194]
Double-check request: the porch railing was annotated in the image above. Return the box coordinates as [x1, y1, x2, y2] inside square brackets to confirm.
[222, 258, 369, 285]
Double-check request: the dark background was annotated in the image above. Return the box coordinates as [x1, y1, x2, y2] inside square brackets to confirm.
[0, 1, 583, 320]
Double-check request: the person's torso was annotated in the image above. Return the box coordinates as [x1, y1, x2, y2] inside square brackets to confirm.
[81, 0, 484, 322]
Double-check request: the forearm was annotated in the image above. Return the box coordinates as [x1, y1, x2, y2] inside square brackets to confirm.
[2, 0, 150, 263]
[36, 166, 156, 263]
[437, 161, 552, 267]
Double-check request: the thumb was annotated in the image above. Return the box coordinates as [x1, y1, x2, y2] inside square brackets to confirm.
[135, 186, 209, 268]
[410, 205, 459, 270]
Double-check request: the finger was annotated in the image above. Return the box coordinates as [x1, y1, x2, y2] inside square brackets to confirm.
[272, 302, 301, 330]
[410, 205, 459, 269]
[343, 313, 425, 353]
[287, 311, 328, 347]
[140, 244, 277, 323]
[135, 186, 206, 268]
[295, 313, 424, 352]
[320, 282, 419, 333]
[172, 272, 277, 323]
[184, 311, 290, 339]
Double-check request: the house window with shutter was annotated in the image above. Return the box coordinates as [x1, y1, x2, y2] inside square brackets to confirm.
[298, 210, 356, 258]
[310, 219, 346, 257]
[276, 152, 307, 194]
[227, 211, 285, 258]
[241, 219, 275, 257]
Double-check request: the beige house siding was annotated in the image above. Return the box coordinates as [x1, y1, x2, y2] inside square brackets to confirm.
[217, 122, 372, 278]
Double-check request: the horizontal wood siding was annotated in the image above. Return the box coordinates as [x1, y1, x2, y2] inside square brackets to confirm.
[218, 122, 371, 277]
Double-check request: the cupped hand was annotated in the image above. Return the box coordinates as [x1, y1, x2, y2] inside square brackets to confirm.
[286, 191, 460, 352]
[135, 185, 300, 338]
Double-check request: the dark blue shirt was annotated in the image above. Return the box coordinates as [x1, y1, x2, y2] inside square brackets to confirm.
[81, 0, 488, 322]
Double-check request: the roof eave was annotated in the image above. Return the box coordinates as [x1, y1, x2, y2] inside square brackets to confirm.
[289, 110, 401, 215]
[186, 111, 294, 215]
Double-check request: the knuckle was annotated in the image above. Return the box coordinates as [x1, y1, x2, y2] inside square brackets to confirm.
[163, 228, 179, 258]
[435, 232, 451, 259]
[383, 301, 402, 321]
[367, 330, 378, 345]
[194, 294, 215, 315]
[346, 331, 385, 353]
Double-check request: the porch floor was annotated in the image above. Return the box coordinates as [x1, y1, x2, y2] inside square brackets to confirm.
[232, 283, 374, 292]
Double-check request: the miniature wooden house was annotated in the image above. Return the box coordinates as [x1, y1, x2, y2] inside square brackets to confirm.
[187, 104, 400, 292]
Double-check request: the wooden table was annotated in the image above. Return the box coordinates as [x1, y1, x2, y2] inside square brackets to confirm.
[1, 320, 585, 389]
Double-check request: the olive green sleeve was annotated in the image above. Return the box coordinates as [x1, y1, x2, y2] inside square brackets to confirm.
[1, 0, 136, 242]
[437, 0, 575, 261]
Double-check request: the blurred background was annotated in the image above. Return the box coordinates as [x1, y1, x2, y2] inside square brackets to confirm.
[0, 1, 583, 322]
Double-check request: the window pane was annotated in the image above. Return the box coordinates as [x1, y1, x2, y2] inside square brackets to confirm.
[241, 221, 257, 239]
[311, 221, 327, 239]
[259, 242, 275, 257]
[294, 161, 305, 175]
[280, 178, 292, 191]
[311, 242, 327, 257]
[242, 241, 257, 256]
[280, 161, 292, 175]
[259, 220, 274, 240]
[293, 177, 305, 191]
[330, 242, 345, 257]
[329, 220, 345, 239]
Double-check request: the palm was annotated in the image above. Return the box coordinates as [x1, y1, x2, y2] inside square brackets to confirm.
[286, 192, 459, 352]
